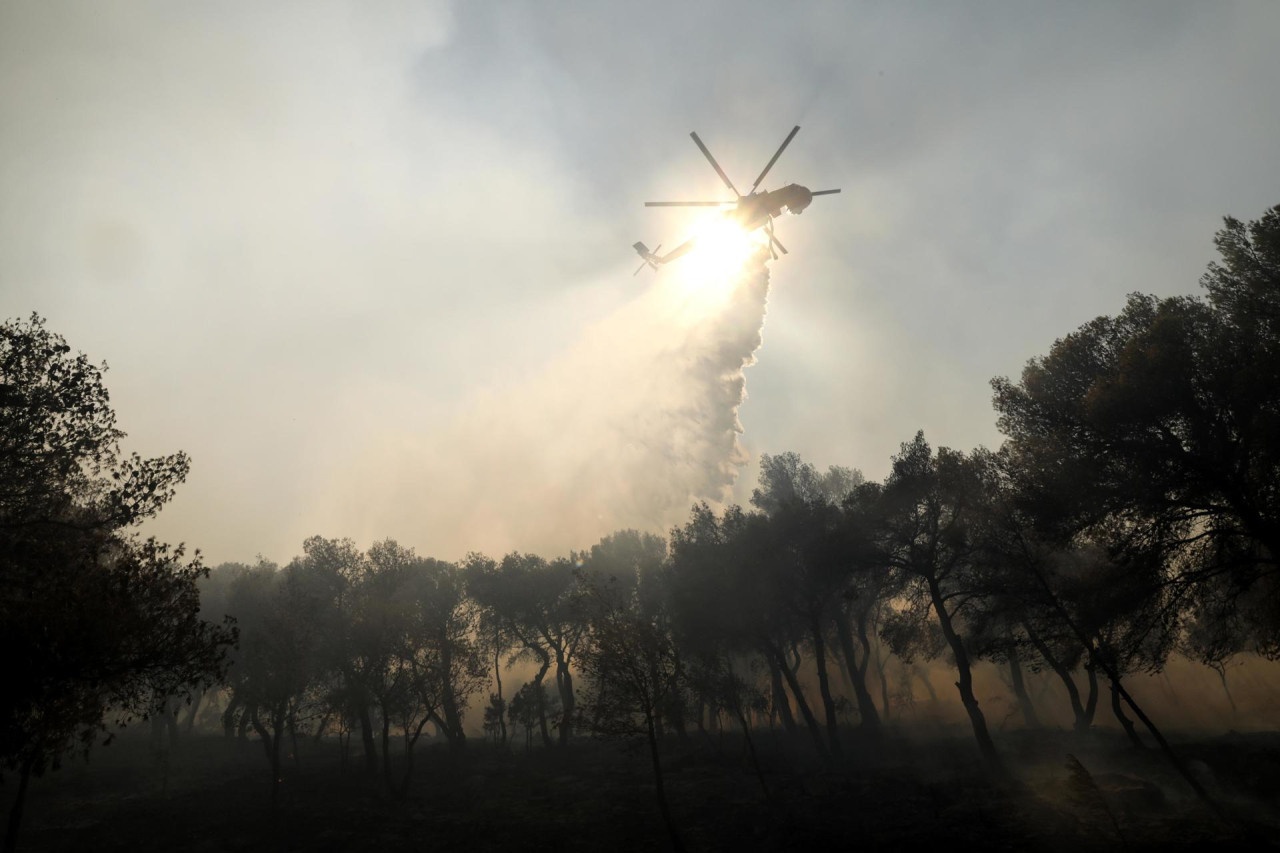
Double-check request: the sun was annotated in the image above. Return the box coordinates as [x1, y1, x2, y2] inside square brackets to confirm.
[679, 216, 762, 284]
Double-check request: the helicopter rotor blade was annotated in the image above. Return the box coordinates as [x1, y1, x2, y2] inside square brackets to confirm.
[811, 189, 841, 196]
[644, 201, 736, 207]
[750, 125, 801, 194]
[689, 132, 740, 197]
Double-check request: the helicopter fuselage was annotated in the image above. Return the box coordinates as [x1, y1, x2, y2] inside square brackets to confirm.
[728, 184, 815, 232]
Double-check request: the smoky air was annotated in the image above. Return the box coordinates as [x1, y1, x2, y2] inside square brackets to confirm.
[3, 3, 1280, 851]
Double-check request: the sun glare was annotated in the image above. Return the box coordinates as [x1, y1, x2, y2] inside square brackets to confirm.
[671, 216, 766, 302]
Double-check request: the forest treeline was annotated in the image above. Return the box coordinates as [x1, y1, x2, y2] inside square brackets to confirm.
[2, 206, 1277, 846]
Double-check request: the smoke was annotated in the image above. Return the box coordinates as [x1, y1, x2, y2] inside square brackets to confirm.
[316, 250, 773, 559]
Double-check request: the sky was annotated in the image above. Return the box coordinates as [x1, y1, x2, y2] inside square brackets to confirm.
[2, 1, 1278, 566]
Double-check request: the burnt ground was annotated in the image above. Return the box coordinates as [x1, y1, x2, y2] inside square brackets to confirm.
[9, 727, 1280, 852]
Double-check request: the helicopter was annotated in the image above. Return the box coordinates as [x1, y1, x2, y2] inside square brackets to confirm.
[633, 125, 840, 275]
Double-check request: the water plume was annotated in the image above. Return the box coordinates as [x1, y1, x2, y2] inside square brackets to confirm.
[320, 250, 773, 559]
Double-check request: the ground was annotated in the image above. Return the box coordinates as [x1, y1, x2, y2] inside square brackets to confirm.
[10, 727, 1280, 851]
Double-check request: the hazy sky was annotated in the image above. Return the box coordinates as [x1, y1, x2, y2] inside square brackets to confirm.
[3, 1, 1278, 565]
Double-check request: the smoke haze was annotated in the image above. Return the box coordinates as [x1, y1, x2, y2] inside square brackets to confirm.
[3, 1, 1278, 566]
[315, 255, 771, 559]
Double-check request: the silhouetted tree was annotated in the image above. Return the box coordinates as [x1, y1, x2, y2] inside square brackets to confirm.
[379, 544, 483, 792]
[579, 577, 687, 853]
[482, 695, 507, 744]
[988, 206, 1280, 813]
[992, 206, 1280, 661]
[668, 504, 828, 756]
[507, 681, 557, 752]
[225, 560, 324, 810]
[0, 314, 232, 848]
[288, 537, 380, 773]
[751, 453, 880, 748]
[870, 433, 1005, 770]
[464, 552, 585, 747]
[581, 530, 684, 737]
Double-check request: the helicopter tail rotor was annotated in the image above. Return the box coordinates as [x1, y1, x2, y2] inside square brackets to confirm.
[632, 242, 663, 275]
[766, 219, 788, 259]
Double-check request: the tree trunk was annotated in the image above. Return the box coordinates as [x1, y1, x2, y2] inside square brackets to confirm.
[312, 710, 332, 744]
[731, 702, 769, 799]
[770, 645, 827, 757]
[222, 693, 241, 737]
[1082, 665, 1099, 728]
[249, 707, 274, 764]
[645, 711, 686, 853]
[270, 709, 284, 813]
[398, 741, 415, 799]
[237, 703, 253, 741]
[555, 654, 575, 746]
[835, 609, 881, 732]
[182, 689, 204, 734]
[915, 666, 938, 701]
[668, 657, 690, 743]
[532, 657, 553, 748]
[161, 697, 179, 749]
[1110, 678, 1143, 748]
[926, 578, 1002, 771]
[648, 660, 667, 740]
[854, 617, 885, 730]
[1114, 676, 1229, 820]
[358, 703, 379, 774]
[1007, 647, 1041, 729]
[4, 753, 34, 853]
[288, 711, 301, 769]
[493, 641, 508, 746]
[439, 636, 466, 748]
[875, 644, 892, 722]
[1021, 552, 1227, 818]
[809, 615, 843, 755]
[1211, 664, 1238, 712]
[381, 709, 394, 796]
[1026, 627, 1088, 730]
[767, 660, 797, 736]
[396, 716, 431, 799]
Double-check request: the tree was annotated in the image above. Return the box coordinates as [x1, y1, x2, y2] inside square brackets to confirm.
[989, 209, 1280, 814]
[871, 433, 1004, 770]
[667, 503, 831, 757]
[970, 537, 1100, 733]
[992, 206, 1280, 657]
[581, 530, 685, 737]
[751, 454, 897, 743]
[291, 537, 380, 774]
[507, 681, 558, 752]
[0, 314, 232, 847]
[578, 578, 687, 853]
[482, 695, 507, 744]
[378, 543, 486, 758]
[363, 541, 483, 754]
[464, 552, 586, 747]
[224, 560, 324, 811]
